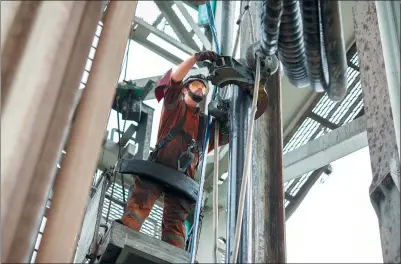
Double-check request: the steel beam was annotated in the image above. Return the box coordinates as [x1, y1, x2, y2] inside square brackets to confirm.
[215, 0, 236, 99]
[35, 2, 137, 261]
[133, 17, 197, 56]
[3, 2, 104, 262]
[283, 116, 367, 182]
[264, 71, 286, 263]
[285, 165, 332, 221]
[353, 2, 400, 262]
[173, 1, 211, 50]
[309, 112, 340, 130]
[152, 14, 164, 27]
[376, 1, 401, 159]
[131, 27, 184, 65]
[154, 0, 200, 51]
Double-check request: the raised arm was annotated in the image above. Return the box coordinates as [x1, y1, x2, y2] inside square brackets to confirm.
[172, 51, 221, 81]
[154, 51, 221, 103]
[171, 55, 197, 82]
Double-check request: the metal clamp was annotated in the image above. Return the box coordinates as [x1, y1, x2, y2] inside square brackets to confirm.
[203, 52, 270, 119]
[208, 93, 229, 122]
[245, 41, 279, 83]
[204, 56, 255, 91]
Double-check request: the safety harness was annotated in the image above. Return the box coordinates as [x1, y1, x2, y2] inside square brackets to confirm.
[149, 102, 206, 173]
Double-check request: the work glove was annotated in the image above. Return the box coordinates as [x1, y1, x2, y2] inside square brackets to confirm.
[194, 51, 221, 62]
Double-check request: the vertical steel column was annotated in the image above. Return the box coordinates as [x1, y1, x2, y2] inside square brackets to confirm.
[1, 2, 91, 261]
[252, 70, 286, 263]
[35, 2, 137, 262]
[353, 2, 400, 263]
[375, 1, 400, 160]
[219, 0, 235, 56]
[267, 67, 286, 263]
[225, 1, 252, 262]
[249, 0, 286, 262]
[226, 84, 251, 263]
[6, 2, 104, 262]
[216, 0, 235, 100]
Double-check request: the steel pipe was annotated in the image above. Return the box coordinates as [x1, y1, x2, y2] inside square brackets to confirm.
[35, 1, 137, 262]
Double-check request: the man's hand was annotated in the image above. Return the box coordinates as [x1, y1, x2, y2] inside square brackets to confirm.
[194, 51, 221, 62]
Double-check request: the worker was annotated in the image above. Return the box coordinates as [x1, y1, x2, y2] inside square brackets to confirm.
[120, 51, 229, 249]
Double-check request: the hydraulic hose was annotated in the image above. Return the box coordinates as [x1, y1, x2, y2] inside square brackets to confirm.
[320, 0, 348, 101]
[301, 0, 348, 100]
[277, 0, 310, 88]
[259, 0, 347, 100]
[301, 0, 327, 93]
[260, 0, 283, 56]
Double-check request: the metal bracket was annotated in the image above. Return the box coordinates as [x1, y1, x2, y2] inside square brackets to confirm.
[245, 41, 279, 83]
[203, 56, 268, 119]
[369, 171, 400, 263]
[203, 43, 279, 119]
[204, 56, 255, 91]
[208, 93, 230, 122]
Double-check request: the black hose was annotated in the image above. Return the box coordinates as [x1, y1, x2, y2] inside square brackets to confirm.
[301, 0, 347, 100]
[258, 0, 347, 101]
[260, 0, 283, 56]
[320, 0, 348, 101]
[301, 0, 325, 92]
[277, 0, 310, 88]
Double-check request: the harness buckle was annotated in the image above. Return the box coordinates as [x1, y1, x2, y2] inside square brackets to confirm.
[177, 151, 195, 172]
[188, 139, 196, 150]
[166, 132, 174, 141]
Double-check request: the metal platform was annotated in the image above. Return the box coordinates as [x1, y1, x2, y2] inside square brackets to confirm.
[98, 221, 190, 264]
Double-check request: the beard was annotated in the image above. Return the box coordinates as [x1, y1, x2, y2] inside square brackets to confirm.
[186, 87, 204, 103]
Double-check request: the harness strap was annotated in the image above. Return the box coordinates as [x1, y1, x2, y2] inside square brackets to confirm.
[154, 103, 188, 152]
[151, 103, 206, 172]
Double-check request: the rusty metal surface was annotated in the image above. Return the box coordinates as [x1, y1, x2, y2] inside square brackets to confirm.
[353, 1, 399, 189]
[265, 71, 286, 263]
[370, 172, 400, 264]
[353, 2, 400, 263]
[251, 72, 286, 263]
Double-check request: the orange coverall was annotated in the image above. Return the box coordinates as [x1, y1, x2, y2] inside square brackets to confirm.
[122, 72, 228, 248]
